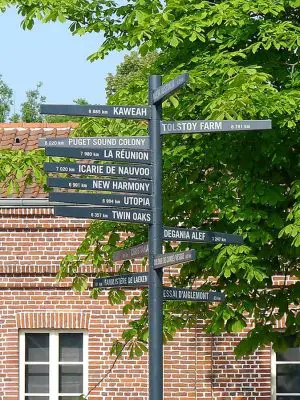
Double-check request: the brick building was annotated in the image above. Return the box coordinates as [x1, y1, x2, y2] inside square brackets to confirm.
[0, 123, 298, 400]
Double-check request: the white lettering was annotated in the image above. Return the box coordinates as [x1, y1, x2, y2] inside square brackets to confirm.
[191, 231, 206, 241]
[112, 210, 131, 220]
[69, 138, 91, 146]
[113, 107, 147, 117]
[199, 121, 223, 131]
[132, 212, 151, 222]
[163, 229, 190, 240]
[106, 165, 116, 174]
[123, 196, 150, 207]
[114, 150, 149, 161]
[112, 181, 150, 193]
[91, 138, 117, 146]
[104, 150, 114, 159]
[92, 180, 110, 190]
[79, 164, 104, 174]
[118, 165, 149, 177]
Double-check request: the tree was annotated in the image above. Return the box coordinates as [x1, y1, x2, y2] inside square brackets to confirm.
[0, 74, 13, 122]
[73, 97, 88, 105]
[20, 81, 46, 122]
[106, 52, 157, 98]
[0, 0, 300, 357]
[9, 112, 21, 122]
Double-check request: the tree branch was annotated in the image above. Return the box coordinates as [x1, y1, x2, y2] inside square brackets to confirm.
[81, 342, 127, 399]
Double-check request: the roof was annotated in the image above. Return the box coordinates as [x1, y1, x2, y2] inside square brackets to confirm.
[0, 123, 77, 199]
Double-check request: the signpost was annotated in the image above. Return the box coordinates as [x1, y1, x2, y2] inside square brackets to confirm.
[163, 287, 224, 302]
[93, 272, 149, 288]
[40, 72, 272, 400]
[54, 206, 152, 224]
[49, 192, 152, 209]
[40, 104, 151, 119]
[161, 119, 272, 134]
[93, 273, 224, 303]
[163, 226, 243, 245]
[112, 242, 149, 262]
[152, 73, 188, 104]
[47, 177, 152, 194]
[44, 162, 152, 179]
[40, 136, 150, 149]
[154, 249, 196, 269]
[148, 76, 163, 400]
[45, 146, 152, 164]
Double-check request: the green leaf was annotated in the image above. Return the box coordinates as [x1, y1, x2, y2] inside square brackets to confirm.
[72, 275, 88, 292]
[169, 96, 179, 108]
[228, 318, 247, 332]
[169, 35, 179, 47]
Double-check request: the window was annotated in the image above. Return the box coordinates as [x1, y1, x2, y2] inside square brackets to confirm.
[19, 331, 88, 400]
[272, 336, 300, 400]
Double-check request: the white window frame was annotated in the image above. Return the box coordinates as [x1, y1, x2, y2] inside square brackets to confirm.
[271, 345, 300, 400]
[19, 330, 88, 400]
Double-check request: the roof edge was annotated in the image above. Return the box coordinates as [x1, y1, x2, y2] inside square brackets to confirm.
[0, 122, 78, 128]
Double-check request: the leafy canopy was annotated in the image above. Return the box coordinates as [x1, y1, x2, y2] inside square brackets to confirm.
[0, 0, 299, 357]
[0, 74, 13, 122]
[20, 81, 46, 122]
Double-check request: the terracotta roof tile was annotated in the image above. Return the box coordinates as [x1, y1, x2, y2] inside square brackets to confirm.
[0, 123, 77, 199]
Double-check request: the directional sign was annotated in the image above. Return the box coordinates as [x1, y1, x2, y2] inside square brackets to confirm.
[163, 226, 243, 245]
[113, 242, 149, 262]
[40, 104, 151, 120]
[154, 249, 196, 269]
[93, 272, 149, 288]
[54, 206, 152, 224]
[45, 147, 151, 164]
[39, 136, 150, 150]
[44, 162, 152, 180]
[47, 177, 152, 194]
[49, 192, 152, 209]
[161, 120, 272, 134]
[152, 73, 189, 104]
[163, 287, 225, 302]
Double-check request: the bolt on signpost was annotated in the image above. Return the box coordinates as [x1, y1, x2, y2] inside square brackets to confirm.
[40, 74, 272, 400]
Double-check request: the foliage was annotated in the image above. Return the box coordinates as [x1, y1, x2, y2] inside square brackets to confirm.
[0, 0, 300, 359]
[0, 149, 47, 195]
[0, 74, 13, 122]
[20, 81, 46, 122]
[9, 112, 21, 122]
[106, 52, 158, 98]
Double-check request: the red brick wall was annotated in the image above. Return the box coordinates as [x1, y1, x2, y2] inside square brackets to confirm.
[0, 207, 272, 400]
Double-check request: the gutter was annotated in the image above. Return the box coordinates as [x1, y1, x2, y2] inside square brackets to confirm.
[0, 198, 52, 208]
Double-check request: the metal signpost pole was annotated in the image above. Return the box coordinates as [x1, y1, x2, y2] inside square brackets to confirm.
[148, 75, 163, 400]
